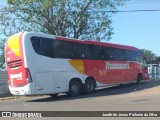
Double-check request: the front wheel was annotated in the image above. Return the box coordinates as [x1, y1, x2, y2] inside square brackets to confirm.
[68, 81, 82, 97]
[136, 74, 142, 84]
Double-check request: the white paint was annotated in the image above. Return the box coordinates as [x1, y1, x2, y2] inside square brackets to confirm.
[10, 72, 22, 79]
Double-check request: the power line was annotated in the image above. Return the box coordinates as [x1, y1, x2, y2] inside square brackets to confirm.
[127, 0, 160, 4]
[129, 0, 160, 1]
[115, 9, 160, 12]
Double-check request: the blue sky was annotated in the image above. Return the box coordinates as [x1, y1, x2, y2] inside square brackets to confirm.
[111, 0, 160, 56]
[0, 0, 160, 56]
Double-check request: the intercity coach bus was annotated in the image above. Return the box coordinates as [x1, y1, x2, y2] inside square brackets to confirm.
[5, 32, 148, 96]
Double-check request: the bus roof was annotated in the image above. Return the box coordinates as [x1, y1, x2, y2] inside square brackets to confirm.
[56, 36, 138, 50]
[21, 32, 138, 51]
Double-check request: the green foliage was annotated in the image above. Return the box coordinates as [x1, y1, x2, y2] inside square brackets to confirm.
[0, 38, 6, 70]
[0, 0, 126, 70]
[155, 56, 160, 64]
[140, 49, 157, 64]
[0, 0, 126, 41]
[140, 49, 157, 58]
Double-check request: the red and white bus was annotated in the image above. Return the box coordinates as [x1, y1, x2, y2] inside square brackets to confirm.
[5, 32, 148, 96]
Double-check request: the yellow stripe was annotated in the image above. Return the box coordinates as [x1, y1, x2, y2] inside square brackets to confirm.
[69, 60, 84, 74]
[7, 33, 21, 57]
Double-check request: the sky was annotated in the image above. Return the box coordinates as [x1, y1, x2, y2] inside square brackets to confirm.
[0, 0, 160, 56]
[111, 0, 160, 56]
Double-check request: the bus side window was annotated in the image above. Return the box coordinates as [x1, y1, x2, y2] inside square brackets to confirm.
[41, 38, 54, 58]
[54, 40, 73, 58]
[124, 50, 140, 62]
[87, 45, 100, 60]
[99, 47, 105, 60]
[124, 50, 131, 61]
[99, 46, 110, 60]
[136, 51, 144, 64]
[31, 37, 39, 54]
[110, 48, 117, 60]
[81, 44, 90, 59]
[130, 51, 139, 62]
[31, 36, 46, 56]
[72, 42, 86, 59]
[63, 42, 73, 58]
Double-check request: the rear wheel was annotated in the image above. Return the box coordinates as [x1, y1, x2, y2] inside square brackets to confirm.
[83, 78, 96, 94]
[136, 74, 142, 84]
[68, 80, 82, 97]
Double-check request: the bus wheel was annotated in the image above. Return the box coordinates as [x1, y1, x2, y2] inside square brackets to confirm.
[136, 74, 142, 84]
[83, 78, 96, 94]
[68, 80, 82, 97]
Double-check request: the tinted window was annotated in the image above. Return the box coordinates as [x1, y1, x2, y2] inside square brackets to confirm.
[109, 48, 124, 61]
[87, 45, 99, 60]
[98, 46, 108, 60]
[31, 36, 91, 59]
[124, 50, 139, 61]
[31, 36, 138, 61]
[73, 43, 91, 59]
[54, 41, 74, 58]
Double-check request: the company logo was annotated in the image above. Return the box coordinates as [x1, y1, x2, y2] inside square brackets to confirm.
[2, 112, 11, 117]
[10, 72, 22, 79]
[106, 62, 129, 70]
[1, 112, 42, 118]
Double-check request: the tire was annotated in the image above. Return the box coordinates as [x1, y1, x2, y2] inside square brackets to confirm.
[136, 74, 142, 84]
[83, 78, 96, 94]
[68, 80, 82, 97]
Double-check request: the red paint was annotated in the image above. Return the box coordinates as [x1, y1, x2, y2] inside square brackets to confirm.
[83, 60, 143, 84]
[5, 32, 27, 87]
[56, 36, 148, 84]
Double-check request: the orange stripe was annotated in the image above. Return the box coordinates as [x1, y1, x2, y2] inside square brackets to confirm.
[69, 60, 85, 74]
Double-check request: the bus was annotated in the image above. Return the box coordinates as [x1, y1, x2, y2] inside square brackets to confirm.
[5, 32, 148, 96]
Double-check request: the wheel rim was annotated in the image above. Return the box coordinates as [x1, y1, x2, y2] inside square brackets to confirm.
[137, 75, 142, 84]
[87, 83, 93, 91]
[71, 84, 79, 94]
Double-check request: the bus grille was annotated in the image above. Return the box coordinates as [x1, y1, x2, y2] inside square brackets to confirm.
[7, 60, 22, 68]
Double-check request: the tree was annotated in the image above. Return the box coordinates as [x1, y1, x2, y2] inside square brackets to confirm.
[0, 0, 126, 41]
[0, 38, 5, 70]
[140, 49, 157, 64]
[155, 56, 160, 64]
[0, 0, 126, 70]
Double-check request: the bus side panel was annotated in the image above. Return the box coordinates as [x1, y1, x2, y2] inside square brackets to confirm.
[35, 72, 55, 94]
[35, 71, 68, 94]
[132, 62, 141, 80]
[83, 60, 132, 84]
[54, 72, 67, 93]
[23, 33, 39, 94]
